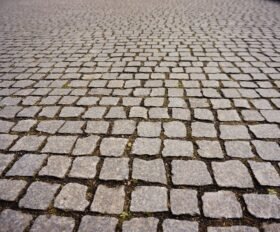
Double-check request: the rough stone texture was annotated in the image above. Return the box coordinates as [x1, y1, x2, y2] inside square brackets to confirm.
[0, 209, 33, 232]
[162, 219, 199, 232]
[91, 185, 125, 214]
[207, 226, 259, 232]
[132, 158, 167, 184]
[72, 135, 100, 155]
[170, 189, 200, 215]
[252, 141, 280, 161]
[1, 0, 280, 229]
[137, 122, 161, 137]
[6, 154, 47, 176]
[172, 160, 212, 185]
[54, 183, 89, 211]
[42, 136, 77, 154]
[249, 161, 280, 186]
[202, 191, 243, 218]
[0, 153, 15, 175]
[100, 137, 128, 157]
[69, 156, 99, 178]
[0, 179, 27, 201]
[30, 215, 75, 232]
[100, 158, 129, 180]
[162, 139, 193, 157]
[78, 216, 118, 232]
[130, 186, 168, 212]
[132, 138, 161, 155]
[197, 141, 224, 159]
[19, 181, 60, 210]
[243, 194, 280, 219]
[212, 160, 254, 188]
[122, 217, 159, 232]
[39, 155, 72, 178]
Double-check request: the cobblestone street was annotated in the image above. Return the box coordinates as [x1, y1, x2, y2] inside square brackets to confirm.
[0, 0, 280, 231]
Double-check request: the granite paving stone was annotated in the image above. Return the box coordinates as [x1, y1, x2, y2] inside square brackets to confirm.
[1, 0, 280, 230]
[30, 215, 75, 232]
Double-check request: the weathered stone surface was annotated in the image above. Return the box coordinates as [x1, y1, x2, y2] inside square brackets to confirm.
[0, 179, 27, 201]
[163, 121, 186, 137]
[6, 154, 47, 176]
[30, 215, 75, 232]
[202, 191, 243, 218]
[243, 194, 280, 219]
[249, 161, 280, 186]
[162, 139, 193, 157]
[192, 122, 217, 138]
[54, 183, 89, 211]
[72, 135, 100, 155]
[137, 122, 161, 137]
[162, 219, 199, 232]
[100, 158, 129, 180]
[0, 209, 33, 232]
[132, 138, 161, 155]
[69, 156, 99, 178]
[132, 158, 167, 184]
[130, 186, 168, 212]
[19, 181, 60, 210]
[39, 155, 72, 178]
[100, 137, 128, 157]
[0, 153, 15, 175]
[122, 217, 159, 232]
[225, 141, 254, 158]
[170, 189, 199, 215]
[197, 141, 224, 158]
[42, 136, 77, 154]
[78, 216, 118, 232]
[207, 226, 259, 232]
[91, 185, 125, 214]
[212, 160, 254, 188]
[172, 160, 212, 185]
[252, 141, 280, 161]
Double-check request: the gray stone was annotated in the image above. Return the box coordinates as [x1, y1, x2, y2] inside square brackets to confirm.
[149, 107, 169, 119]
[253, 141, 280, 161]
[100, 137, 128, 157]
[39, 155, 72, 178]
[172, 160, 212, 186]
[12, 119, 37, 132]
[78, 216, 118, 232]
[220, 125, 250, 139]
[112, 120, 136, 135]
[170, 189, 199, 215]
[59, 106, 85, 117]
[262, 223, 280, 232]
[6, 154, 47, 176]
[212, 160, 253, 188]
[243, 194, 280, 219]
[162, 139, 193, 157]
[172, 108, 191, 121]
[130, 186, 168, 212]
[225, 141, 254, 158]
[91, 185, 125, 214]
[19, 181, 60, 210]
[83, 107, 106, 119]
[137, 122, 161, 137]
[72, 135, 100, 155]
[100, 158, 129, 180]
[0, 153, 15, 175]
[69, 156, 99, 178]
[249, 124, 280, 139]
[194, 109, 214, 121]
[207, 226, 259, 232]
[197, 141, 224, 158]
[58, 121, 84, 134]
[36, 120, 64, 134]
[10, 135, 46, 152]
[162, 219, 199, 232]
[163, 121, 186, 137]
[217, 110, 240, 121]
[0, 179, 27, 201]
[192, 122, 217, 138]
[42, 136, 77, 154]
[132, 138, 161, 155]
[0, 134, 18, 150]
[129, 107, 148, 119]
[132, 158, 166, 184]
[54, 183, 89, 211]
[105, 107, 126, 119]
[249, 161, 280, 186]
[122, 217, 159, 232]
[85, 121, 109, 134]
[30, 215, 75, 232]
[202, 191, 242, 218]
[0, 209, 33, 232]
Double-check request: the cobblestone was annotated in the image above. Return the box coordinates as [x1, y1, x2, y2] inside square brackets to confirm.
[1, 0, 280, 230]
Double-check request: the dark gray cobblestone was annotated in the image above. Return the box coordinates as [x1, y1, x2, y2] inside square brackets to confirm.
[0, 0, 280, 230]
